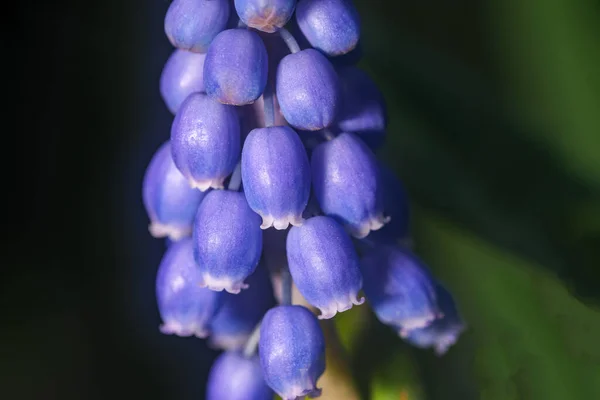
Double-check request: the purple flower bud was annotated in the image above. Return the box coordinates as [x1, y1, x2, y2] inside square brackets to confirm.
[206, 352, 273, 400]
[209, 264, 276, 350]
[241, 126, 310, 230]
[403, 283, 465, 355]
[361, 245, 441, 335]
[311, 133, 388, 238]
[334, 66, 387, 150]
[193, 190, 263, 293]
[155, 238, 223, 337]
[259, 305, 325, 400]
[204, 29, 268, 105]
[287, 216, 364, 319]
[171, 93, 241, 191]
[276, 48, 340, 131]
[235, 0, 296, 33]
[165, 0, 230, 53]
[367, 163, 410, 244]
[143, 142, 207, 241]
[296, 0, 360, 56]
[159, 49, 206, 115]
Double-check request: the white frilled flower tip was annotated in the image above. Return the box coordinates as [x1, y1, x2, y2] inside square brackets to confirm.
[396, 312, 441, 338]
[198, 273, 249, 294]
[159, 321, 209, 339]
[347, 214, 391, 239]
[259, 213, 305, 230]
[282, 384, 322, 400]
[317, 294, 365, 320]
[188, 176, 226, 192]
[433, 335, 460, 356]
[148, 221, 191, 241]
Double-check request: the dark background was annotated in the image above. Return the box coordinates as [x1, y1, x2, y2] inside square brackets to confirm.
[3, 0, 600, 399]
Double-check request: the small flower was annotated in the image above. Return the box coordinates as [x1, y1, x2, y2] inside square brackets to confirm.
[165, 0, 230, 53]
[159, 49, 206, 114]
[235, 0, 297, 33]
[193, 190, 263, 294]
[276, 49, 340, 131]
[361, 245, 441, 335]
[170, 93, 241, 191]
[312, 132, 389, 238]
[259, 305, 325, 400]
[155, 238, 223, 338]
[296, 0, 360, 56]
[206, 351, 273, 400]
[142, 141, 207, 241]
[204, 28, 268, 105]
[241, 126, 311, 230]
[287, 216, 364, 319]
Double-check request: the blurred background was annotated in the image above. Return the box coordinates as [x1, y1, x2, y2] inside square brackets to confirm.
[3, 0, 599, 399]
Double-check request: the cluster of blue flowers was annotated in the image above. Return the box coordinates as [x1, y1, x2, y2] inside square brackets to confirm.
[143, 1, 465, 399]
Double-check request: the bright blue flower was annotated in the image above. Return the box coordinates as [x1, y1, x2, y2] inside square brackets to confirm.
[312, 132, 388, 238]
[241, 126, 311, 230]
[235, 0, 297, 33]
[276, 49, 340, 131]
[206, 352, 273, 400]
[165, 0, 230, 53]
[204, 28, 268, 105]
[159, 49, 206, 114]
[259, 305, 325, 400]
[193, 190, 263, 294]
[155, 238, 223, 338]
[361, 245, 441, 336]
[287, 216, 364, 319]
[170, 93, 241, 191]
[296, 0, 360, 56]
[143, 141, 207, 241]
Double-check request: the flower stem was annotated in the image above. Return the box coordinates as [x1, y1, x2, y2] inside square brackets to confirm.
[281, 267, 293, 305]
[279, 27, 300, 54]
[242, 321, 261, 358]
[263, 79, 275, 128]
[227, 162, 242, 191]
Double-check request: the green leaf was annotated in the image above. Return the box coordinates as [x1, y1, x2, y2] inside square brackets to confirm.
[410, 209, 600, 399]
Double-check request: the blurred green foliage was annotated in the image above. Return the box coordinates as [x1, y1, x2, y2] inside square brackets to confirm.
[330, 1, 600, 399]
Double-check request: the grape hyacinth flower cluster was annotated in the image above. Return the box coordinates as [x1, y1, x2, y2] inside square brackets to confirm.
[144, 0, 466, 398]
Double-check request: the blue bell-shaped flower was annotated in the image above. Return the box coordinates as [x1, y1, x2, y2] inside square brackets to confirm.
[287, 216, 364, 319]
[193, 190, 263, 293]
[165, 0, 230, 53]
[311, 132, 388, 238]
[142, 141, 207, 241]
[155, 238, 223, 337]
[241, 126, 310, 230]
[361, 244, 441, 336]
[259, 305, 325, 400]
[171, 93, 241, 191]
